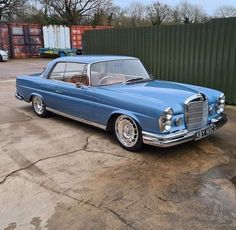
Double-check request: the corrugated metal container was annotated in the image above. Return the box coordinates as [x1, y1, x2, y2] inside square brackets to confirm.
[0, 22, 10, 53]
[43, 25, 71, 49]
[71, 25, 112, 48]
[83, 18, 236, 104]
[9, 23, 43, 58]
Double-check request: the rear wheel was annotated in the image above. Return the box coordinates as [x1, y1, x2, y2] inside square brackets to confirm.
[32, 96, 48, 117]
[0, 55, 2, 62]
[113, 115, 143, 151]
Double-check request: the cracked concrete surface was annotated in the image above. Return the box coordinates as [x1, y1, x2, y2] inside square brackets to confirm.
[0, 59, 236, 230]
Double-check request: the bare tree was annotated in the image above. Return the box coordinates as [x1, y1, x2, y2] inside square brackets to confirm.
[14, 2, 47, 24]
[127, 2, 148, 27]
[90, 0, 115, 26]
[146, 1, 172, 25]
[0, 0, 27, 21]
[173, 1, 207, 24]
[109, 6, 126, 26]
[215, 6, 236, 18]
[39, 0, 109, 25]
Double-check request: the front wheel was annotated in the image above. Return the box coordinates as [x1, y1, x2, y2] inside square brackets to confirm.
[32, 96, 48, 117]
[113, 115, 143, 151]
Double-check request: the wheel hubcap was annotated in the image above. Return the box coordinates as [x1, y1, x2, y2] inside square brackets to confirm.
[115, 115, 139, 147]
[33, 96, 44, 114]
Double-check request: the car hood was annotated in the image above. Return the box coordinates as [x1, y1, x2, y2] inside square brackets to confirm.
[103, 80, 209, 113]
[0, 49, 7, 55]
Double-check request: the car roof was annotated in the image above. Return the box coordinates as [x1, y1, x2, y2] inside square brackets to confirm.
[54, 55, 138, 64]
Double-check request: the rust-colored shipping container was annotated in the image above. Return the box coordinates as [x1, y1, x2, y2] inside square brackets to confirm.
[0, 22, 10, 53]
[0, 23, 111, 58]
[9, 23, 43, 58]
[70, 25, 112, 49]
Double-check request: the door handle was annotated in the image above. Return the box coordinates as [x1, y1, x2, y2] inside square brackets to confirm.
[55, 89, 63, 94]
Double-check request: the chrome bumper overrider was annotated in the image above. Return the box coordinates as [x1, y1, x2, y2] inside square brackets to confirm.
[142, 114, 227, 147]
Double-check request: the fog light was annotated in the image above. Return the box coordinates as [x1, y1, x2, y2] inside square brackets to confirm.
[209, 104, 214, 115]
[175, 117, 183, 126]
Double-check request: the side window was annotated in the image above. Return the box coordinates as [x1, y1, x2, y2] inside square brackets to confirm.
[49, 62, 88, 85]
[50, 63, 66, 81]
[64, 63, 85, 82]
[64, 63, 87, 85]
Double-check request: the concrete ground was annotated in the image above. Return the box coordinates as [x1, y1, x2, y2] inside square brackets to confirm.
[0, 58, 236, 230]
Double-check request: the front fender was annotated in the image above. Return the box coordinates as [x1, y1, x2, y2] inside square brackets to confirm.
[106, 109, 159, 133]
[108, 109, 142, 125]
[28, 92, 44, 103]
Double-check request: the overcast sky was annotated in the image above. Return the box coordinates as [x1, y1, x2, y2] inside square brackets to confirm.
[114, 0, 236, 15]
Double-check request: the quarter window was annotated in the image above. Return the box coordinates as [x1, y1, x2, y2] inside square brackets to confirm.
[50, 62, 66, 81]
[49, 62, 87, 84]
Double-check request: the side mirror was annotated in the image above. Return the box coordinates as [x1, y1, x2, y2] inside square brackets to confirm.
[149, 74, 155, 79]
[76, 82, 85, 88]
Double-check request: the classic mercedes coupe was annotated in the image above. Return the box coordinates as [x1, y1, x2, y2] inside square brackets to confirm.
[15, 56, 227, 151]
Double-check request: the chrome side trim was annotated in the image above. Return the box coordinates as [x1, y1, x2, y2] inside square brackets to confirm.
[46, 108, 107, 130]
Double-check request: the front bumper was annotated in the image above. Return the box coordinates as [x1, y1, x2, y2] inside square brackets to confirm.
[1, 54, 9, 61]
[142, 114, 227, 148]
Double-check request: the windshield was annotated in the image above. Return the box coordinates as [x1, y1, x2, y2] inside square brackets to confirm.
[90, 59, 150, 86]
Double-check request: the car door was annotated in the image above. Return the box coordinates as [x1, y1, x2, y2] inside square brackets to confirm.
[40, 62, 67, 111]
[54, 62, 95, 121]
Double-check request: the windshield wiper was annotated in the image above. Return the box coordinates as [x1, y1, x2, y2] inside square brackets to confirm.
[124, 77, 144, 84]
[124, 77, 152, 84]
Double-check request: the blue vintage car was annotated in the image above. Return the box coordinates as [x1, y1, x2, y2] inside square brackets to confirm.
[15, 56, 227, 151]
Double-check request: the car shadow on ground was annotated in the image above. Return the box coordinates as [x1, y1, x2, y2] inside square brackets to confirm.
[18, 104, 234, 166]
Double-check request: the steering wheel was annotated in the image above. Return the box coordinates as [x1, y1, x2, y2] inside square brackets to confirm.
[97, 75, 115, 85]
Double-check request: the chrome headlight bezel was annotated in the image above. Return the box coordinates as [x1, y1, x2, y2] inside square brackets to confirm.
[159, 107, 173, 132]
[217, 94, 225, 114]
[209, 104, 215, 115]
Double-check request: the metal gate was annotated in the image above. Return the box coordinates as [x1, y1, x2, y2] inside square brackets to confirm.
[83, 18, 236, 104]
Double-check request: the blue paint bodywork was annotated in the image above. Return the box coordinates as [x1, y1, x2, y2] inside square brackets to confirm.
[16, 55, 223, 135]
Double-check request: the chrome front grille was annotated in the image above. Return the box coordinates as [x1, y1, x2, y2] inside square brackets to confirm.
[185, 95, 208, 131]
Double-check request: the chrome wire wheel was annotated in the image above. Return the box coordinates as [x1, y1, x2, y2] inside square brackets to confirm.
[32, 96, 45, 115]
[115, 115, 139, 148]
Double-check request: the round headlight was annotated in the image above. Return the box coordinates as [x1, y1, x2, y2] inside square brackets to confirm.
[165, 124, 172, 131]
[217, 107, 224, 114]
[159, 108, 174, 132]
[166, 114, 172, 120]
[165, 107, 173, 120]
[220, 98, 225, 104]
[217, 94, 225, 114]
[217, 104, 225, 114]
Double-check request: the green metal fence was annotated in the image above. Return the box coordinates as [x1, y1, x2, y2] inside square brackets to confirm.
[83, 18, 236, 104]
